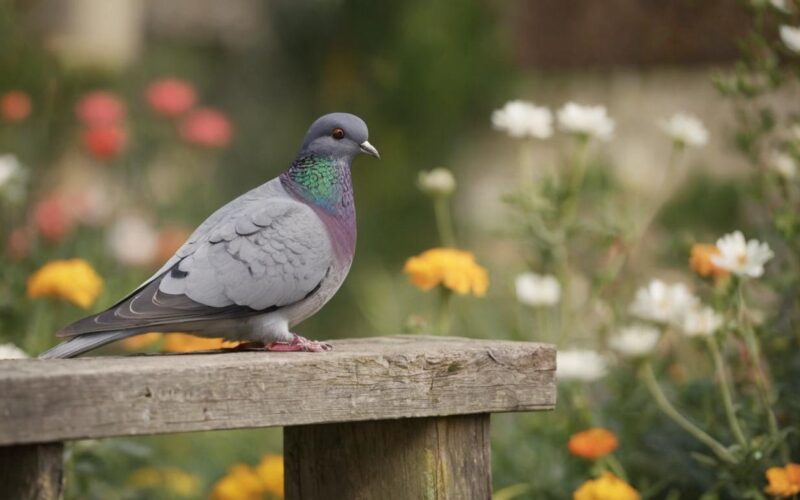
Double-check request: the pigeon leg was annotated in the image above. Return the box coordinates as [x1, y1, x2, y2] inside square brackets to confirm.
[266, 333, 333, 352]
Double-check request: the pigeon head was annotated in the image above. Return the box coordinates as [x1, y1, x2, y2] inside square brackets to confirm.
[300, 113, 380, 161]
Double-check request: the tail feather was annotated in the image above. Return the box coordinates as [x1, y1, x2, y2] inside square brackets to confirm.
[38, 331, 133, 359]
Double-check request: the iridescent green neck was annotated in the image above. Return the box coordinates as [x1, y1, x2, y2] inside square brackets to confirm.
[281, 153, 353, 212]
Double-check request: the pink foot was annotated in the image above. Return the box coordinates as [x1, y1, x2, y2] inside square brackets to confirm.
[266, 334, 333, 352]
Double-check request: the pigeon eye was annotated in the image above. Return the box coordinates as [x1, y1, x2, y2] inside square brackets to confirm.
[332, 128, 345, 140]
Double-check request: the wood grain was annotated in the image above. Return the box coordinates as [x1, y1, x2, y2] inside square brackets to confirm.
[0, 336, 555, 446]
[285, 414, 491, 500]
[0, 443, 63, 499]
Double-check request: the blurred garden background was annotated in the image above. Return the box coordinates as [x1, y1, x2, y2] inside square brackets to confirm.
[1, 0, 799, 498]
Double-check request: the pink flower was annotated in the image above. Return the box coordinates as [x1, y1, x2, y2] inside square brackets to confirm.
[1, 91, 32, 123]
[146, 78, 196, 118]
[6, 228, 29, 259]
[179, 108, 233, 148]
[75, 91, 126, 126]
[33, 195, 74, 242]
[82, 125, 127, 160]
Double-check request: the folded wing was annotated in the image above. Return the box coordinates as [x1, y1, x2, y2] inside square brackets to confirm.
[58, 197, 332, 336]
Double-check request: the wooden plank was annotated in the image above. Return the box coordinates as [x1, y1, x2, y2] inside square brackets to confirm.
[0, 336, 555, 446]
[0, 443, 64, 499]
[285, 414, 491, 500]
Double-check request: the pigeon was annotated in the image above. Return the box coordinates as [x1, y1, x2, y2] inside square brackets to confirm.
[40, 113, 379, 359]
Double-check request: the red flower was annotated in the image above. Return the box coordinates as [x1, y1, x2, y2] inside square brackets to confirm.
[146, 78, 196, 118]
[1, 90, 32, 123]
[34, 195, 74, 242]
[75, 91, 126, 126]
[179, 108, 233, 148]
[82, 125, 127, 160]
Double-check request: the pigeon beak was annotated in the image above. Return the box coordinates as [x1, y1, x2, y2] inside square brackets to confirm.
[359, 141, 380, 159]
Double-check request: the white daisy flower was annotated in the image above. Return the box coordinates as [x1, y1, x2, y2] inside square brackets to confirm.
[682, 306, 724, 337]
[659, 113, 709, 148]
[0, 154, 28, 204]
[769, 151, 797, 179]
[629, 280, 698, 325]
[711, 231, 774, 278]
[556, 102, 615, 141]
[0, 343, 28, 360]
[418, 168, 456, 197]
[491, 100, 553, 139]
[107, 215, 159, 267]
[557, 349, 608, 382]
[515, 272, 561, 307]
[780, 25, 800, 53]
[609, 325, 661, 358]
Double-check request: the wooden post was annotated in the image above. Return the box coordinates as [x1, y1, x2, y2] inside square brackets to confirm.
[285, 414, 491, 500]
[0, 443, 64, 500]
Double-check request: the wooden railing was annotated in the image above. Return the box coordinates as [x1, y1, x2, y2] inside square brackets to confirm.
[0, 336, 556, 499]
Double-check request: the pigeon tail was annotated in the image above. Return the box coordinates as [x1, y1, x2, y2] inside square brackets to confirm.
[39, 331, 133, 359]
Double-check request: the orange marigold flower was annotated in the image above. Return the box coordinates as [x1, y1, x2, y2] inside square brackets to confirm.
[128, 466, 200, 497]
[574, 472, 639, 500]
[255, 454, 284, 498]
[163, 333, 234, 352]
[121, 332, 163, 350]
[403, 248, 489, 296]
[211, 455, 284, 500]
[568, 428, 619, 459]
[211, 464, 265, 500]
[765, 463, 800, 497]
[27, 259, 103, 309]
[689, 244, 728, 278]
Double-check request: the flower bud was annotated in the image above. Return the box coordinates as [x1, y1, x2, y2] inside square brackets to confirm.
[417, 168, 456, 197]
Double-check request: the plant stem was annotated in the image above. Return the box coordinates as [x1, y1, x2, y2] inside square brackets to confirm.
[640, 360, 737, 465]
[705, 335, 749, 448]
[736, 281, 787, 461]
[603, 454, 628, 481]
[435, 287, 453, 336]
[560, 137, 590, 225]
[518, 139, 535, 184]
[433, 196, 456, 248]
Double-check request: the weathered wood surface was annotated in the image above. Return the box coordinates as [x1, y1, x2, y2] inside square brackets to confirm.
[0, 443, 64, 499]
[0, 336, 555, 446]
[285, 414, 491, 500]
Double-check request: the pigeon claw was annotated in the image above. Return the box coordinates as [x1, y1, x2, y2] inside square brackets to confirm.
[266, 334, 333, 352]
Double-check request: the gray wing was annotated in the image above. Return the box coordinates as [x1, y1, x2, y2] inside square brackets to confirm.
[58, 195, 332, 336]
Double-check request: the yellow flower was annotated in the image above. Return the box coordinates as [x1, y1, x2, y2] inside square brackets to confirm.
[121, 332, 163, 350]
[403, 248, 489, 296]
[574, 473, 639, 500]
[27, 259, 103, 309]
[256, 454, 285, 498]
[163, 333, 235, 352]
[128, 467, 200, 497]
[211, 464, 265, 500]
[211, 455, 285, 500]
[765, 463, 800, 497]
[689, 244, 728, 279]
[568, 428, 619, 460]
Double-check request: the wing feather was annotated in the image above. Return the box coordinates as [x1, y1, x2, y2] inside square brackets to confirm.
[58, 192, 332, 337]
